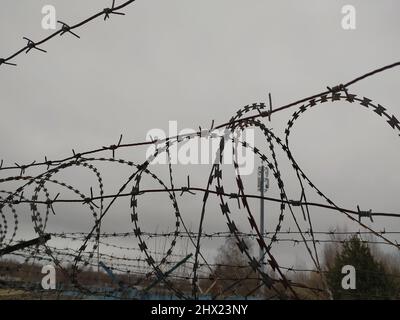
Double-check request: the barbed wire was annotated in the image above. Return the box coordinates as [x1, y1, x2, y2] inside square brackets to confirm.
[2, 84, 400, 299]
[0, 0, 137, 68]
[2, 238, 400, 301]
[1, 1, 400, 300]
[5, 243, 400, 280]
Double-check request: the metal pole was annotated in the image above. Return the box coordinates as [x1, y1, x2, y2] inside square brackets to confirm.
[97, 222, 101, 278]
[0, 234, 51, 256]
[259, 165, 265, 274]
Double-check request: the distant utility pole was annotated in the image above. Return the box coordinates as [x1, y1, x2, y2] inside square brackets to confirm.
[257, 164, 269, 274]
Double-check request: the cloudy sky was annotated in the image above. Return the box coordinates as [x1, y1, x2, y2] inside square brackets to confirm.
[1, 0, 400, 275]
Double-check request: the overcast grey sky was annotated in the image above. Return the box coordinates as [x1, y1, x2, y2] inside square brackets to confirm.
[1, 0, 400, 271]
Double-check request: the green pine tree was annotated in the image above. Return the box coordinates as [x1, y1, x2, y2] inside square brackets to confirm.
[326, 235, 397, 299]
